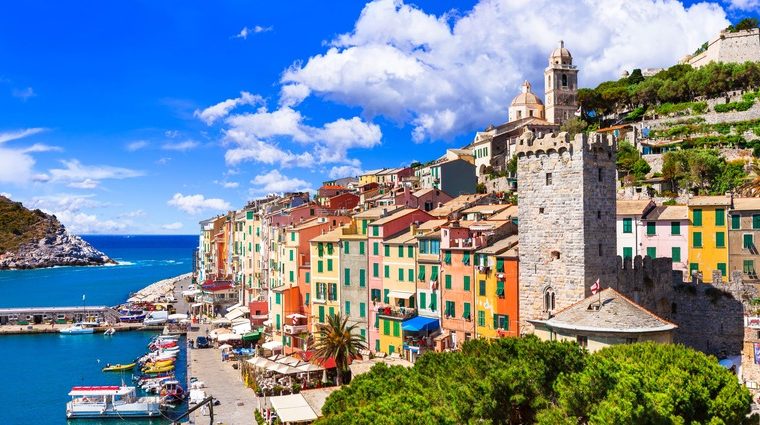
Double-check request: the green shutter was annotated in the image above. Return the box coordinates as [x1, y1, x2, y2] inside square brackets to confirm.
[430, 293, 437, 311]
[754, 215, 760, 230]
[276, 293, 281, 304]
[646, 222, 656, 235]
[623, 247, 633, 259]
[407, 246, 413, 258]
[359, 269, 366, 287]
[715, 209, 725, 226]
[431, 266, 439, 280]
[362, 220, 368, 234]
[305, 272, 310, 283]
[717, 263, 727, 276]
[732, 215, 741, 230]
[344, 241, 349, 254]
[479, 280, 486, 296]
[344, 268, 351, 286]
[373, 263, 379, 278]
[289, 270, 294, 283]
[496, 259, 504, 272]
[318, 306, 325, 323]
[318, 242, 324, 257]
[360, 302, 366, 318]
[418, 265, 426, 281]
[318, 261, 323, 272]
[359, 241, 365, 255]
[671, 247, 681, 263]
[745, 234, 754, 249]
[477, 310, 485, 327]
[384, 265, 390, 278]
[716, 232, 725, 248]
[496, 281, 504, 297]
[327, 259, 333, 271]
[463, 252, 470, 265]
[408, 269, 414, 282]
[384, 289, 389, 303]
[276, 314, 280, 329]
[463, 276, 471, 291]
[398, 268, 404, 281]
[444, 251, 452, 264]
[445, 275, 452, 289]
[463, 302, 471, 319]
[329, 307, 335, 318]
[383, 319, 390, 336]
[291, 232, 295, 242]
[693, 209, 702, 226]
[693, 232, 702, 248]
[393, 321, 400, 337]
[372, 226, 379, 237]
[305, 293, 310, 306]
[744, 260, 755, 275]
[384, 245, 390, 257]
[646, 247, 656, 258]
[690, 263, 699, 274]
[373, 242, 379, 255]
[623, 218, 633, 233]
[345, 301, 351, 316]
[671, 221, 681, 235]
[398, 246, 404, 258]
[420, 293, 426, 310]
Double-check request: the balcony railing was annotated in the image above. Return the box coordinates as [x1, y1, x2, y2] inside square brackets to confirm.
[376, 305, 417, 320]
[284, 324, 310, 334]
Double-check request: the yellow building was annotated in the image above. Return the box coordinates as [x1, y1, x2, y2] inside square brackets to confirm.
[687, 196, 730, 282]
[378, 228, 418, 354]
[474, 235, 519, 339]
[358, 169, 385, 186]
[310, 230, 341, 333]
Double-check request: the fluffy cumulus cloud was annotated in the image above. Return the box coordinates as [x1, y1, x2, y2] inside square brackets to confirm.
[249, 170, 313, 195]
[214, 180, 240, 189]
[194, 91, 263, 125]
[328, 164, 364, 179]
[27, 194, 126, 234]
[161, 222, 184, 230]
[234, 25, 273, 40]
[167, 193, 232, 214]
[46, 159, 144, 189]
[725, 0, 760, 10]
[281, 0, 729, 141]
[0, 127, 53, 184]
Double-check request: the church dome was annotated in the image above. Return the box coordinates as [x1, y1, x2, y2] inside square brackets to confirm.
[549, 40, 572, 64]
[510, 81, 543, 106]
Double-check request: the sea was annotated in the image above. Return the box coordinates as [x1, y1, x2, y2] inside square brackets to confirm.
[0, 235, 197, 425]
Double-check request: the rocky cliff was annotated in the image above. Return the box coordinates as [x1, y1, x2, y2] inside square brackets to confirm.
[0, 196, 115, 269]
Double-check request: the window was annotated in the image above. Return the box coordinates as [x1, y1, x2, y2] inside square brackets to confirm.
[344, 268, 351, 286]
[384, 245, 390, 257]
[419, 292, 426, 310]
[276, 314, 281, 329]
[543, 288, 555, 312]
[384, 265, 390, 278]
[407, 246, 413, 258]
[478, 280, 486, 296]
[693, 232, 702, 248]
[598, 168, 603, 182]
[375, 339, 380, 352]
[690, 263, 699, 276]
[463, 276, 471, 291]
[371, 288, 381, 302]
[444, 251, 452, 265]
[496, 281, 505, 297]
[646, 247, 656, 258]
[445, 275, 452, 289]
[496, 259, 504, 272]
[717, 263, 727, 277]
[671, 221, 681, 235]
[360, 302, 366, 318]
[291, 232, 295, 242]
[305, 272, 310, 284]
[327, 259, 333, 271]
[429, 293, 437, 311]
[373, 242, 379, 255]
[744, 260, 756, 278]
[716, 232, 725, 248]
[431, 266, 439, 281]
[693, 209, 702, 226]
[493, 314, 508, 330]
[393, 321, 400, 337]
[445, 301, 456, 317]
[289, 249, 294, 261]
[715, 209, 725, 226]
[732, 215, 741, 230]
[408, 268, 414, 282]
[418, 265, 425, 281]
[344, 241, 350, 254]
[317, 261, 324, 273]
[398, 268, 404, 281]
[671, 247, 681, 263]
[305, 293, 310, 306]
[754, 215, 760, 230]
[318, 242, 324, 257]
[383, 319, 390, 336]
[359, 241, 365, 255]
[463, 252, 471, 265]
[745, 234, 755, 250]
[345, 301, 351, 316]
[561, 73, 568, 87]
[623, 247, 633, 259]
[646, 222, 656, 236]
[463, 303, 471, 320]
[398, 246, 404, 258]
[576, 335, 588, 348]
[359, 269, 366, 287]
[318, 306, 325, 323]
[622, 218, 633, 234]
[372, 263, 379, 278]
[289, 270, 294, 283]
[372, 226, 379, 237]
[275, 293, 281, 304]
[329, 283, 338, 301]
[477, 310, 485, 327]
[545, 173, 552, 185]
[384, 289, 389, 303]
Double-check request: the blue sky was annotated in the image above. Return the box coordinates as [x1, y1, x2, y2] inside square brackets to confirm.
[0, 0, 755, 234]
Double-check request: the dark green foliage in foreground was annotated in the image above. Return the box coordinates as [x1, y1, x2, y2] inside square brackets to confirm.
[317, 338, 752, 425]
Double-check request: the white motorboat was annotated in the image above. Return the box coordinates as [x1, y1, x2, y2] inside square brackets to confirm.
[103, 328, 116, 336]
[60, 323, 95, 335]
[65, 385, 163, 418]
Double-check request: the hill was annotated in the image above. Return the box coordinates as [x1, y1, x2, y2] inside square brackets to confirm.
[0, 196, 115, 269]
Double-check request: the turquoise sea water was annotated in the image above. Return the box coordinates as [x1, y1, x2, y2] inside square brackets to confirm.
[0, 235, 196, 424]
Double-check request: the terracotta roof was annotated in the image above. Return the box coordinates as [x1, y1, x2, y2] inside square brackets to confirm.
[534, 288, 676, 334]
[489, 205, 518, 221]
[353, 206, 402, 219]
[429, 194, 489, 217]
[689, 196, 731, 207]
[644, 205, 688, 220]
[476, 235, 518, 255]
[385, 231, 416, 245]
[461, 204, 511, 215]
[311, 228, 343, 243]
[320, 185, 346, 190]
[417, 219, 447, 231]
[732, 197, 760, 211]
[616, 200, 654, 216]
[412, 188, 435, 197]
[371, 208, 423, 225]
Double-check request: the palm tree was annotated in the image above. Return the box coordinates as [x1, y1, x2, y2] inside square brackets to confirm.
[312, 312, 366, 385]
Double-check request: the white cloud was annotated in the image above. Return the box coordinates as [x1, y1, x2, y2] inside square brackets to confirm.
[161, 222, 184, 230]
[725, 0, 760, 10]
[250, 170, 314, 194]
[234, 25, 273, 40]
[168, 193, 232, 214]
[21, 143, 62, 153]
[48, 159, 144, 187]
[328, 164, 363, 179]
[12, 87, 36, 101]
[156, 157, 172, 165]
[27, 195, 127, 234]
[119, 209, 145, 218]
[194, 91, 263, 125]
[223, 140, 315, 168]
[0, 127, 45, 144]
[214, 180, 240, 189]
[161, 139, 200, 151]
[0, 192, 11, 199]
[51, 210, 128, 234]
[27, 194, 108, 213]
[126, 140, 149, 151]
[164, 130, 180, 138]
[281, 0, 728, 141]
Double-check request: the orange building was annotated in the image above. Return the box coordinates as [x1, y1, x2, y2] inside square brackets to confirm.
[474, 235, 519, 338]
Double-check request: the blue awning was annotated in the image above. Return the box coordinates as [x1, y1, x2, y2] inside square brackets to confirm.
[402, 316, 440, 332]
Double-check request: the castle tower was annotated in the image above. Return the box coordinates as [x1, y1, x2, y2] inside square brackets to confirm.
[515, 130, 617, 332]
[544, 41, 579, 126]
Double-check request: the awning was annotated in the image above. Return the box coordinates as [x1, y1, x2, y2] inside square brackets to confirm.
[269, 394, 318, 423]
[212, 317, 231, 326]
[387, 290, 414, 300]
[226, 302, 243, 312]
[217, 333, 242, 342]
[286, 313, 308, 319]
[297, 362, 324, 372]
[242, 331, 261, 342]
[233, 322, 252, 335]
[191, 303, 204, 308]
[225, 308, 247, 321]
[402, 316, 440, 332]
[261, 341, 283, 351]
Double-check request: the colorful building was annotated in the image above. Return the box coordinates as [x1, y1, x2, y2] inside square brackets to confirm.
[639, 205, 689, 274]
[688, 196, 730, 282]
[616, 200, 656, 260]
[310, 230, 342, 335]
[728, 198, 760, 283]
[474, 235, 519, 338]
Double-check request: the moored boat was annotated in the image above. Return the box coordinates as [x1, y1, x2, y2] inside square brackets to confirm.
[102, 363, 135, 372]
[159, 380, 186, 404]
[65, 385, 163, 418]
[60, 323, 95, 335]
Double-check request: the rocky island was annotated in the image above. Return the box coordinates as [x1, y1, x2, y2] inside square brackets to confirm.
[0, 196, 115, 269]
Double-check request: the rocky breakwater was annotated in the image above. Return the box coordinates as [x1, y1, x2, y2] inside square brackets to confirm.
[0, 196, 115, 270]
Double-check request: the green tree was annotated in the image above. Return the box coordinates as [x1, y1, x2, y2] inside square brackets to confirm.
[559, 117, 587, 137]
[538, 343, 752, 424]
[616, 141, 649, 182]
[627, 68, 644, 85]
[312, 313, 366, 386]
[714, 160, 748, 194]
[688, 149, 723, 193]
[734, 17, 759, 32]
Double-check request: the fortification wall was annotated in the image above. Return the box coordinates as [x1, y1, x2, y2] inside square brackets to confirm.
[688, 28, 760, 68]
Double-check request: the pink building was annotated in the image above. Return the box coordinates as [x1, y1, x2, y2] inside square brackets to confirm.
[639, 205, 688, 273]
[395, 187, 453, 212]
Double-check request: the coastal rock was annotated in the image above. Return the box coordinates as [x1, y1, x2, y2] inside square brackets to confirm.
[0, 196, 116, 270]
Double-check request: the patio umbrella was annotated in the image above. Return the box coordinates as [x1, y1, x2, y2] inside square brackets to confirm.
[218, 344, 233, 350]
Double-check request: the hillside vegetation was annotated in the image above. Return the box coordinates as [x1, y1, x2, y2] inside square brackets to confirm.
[0, 195, 52, 253]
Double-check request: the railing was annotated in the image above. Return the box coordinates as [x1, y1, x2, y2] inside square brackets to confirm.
[284, 324, 309, 334]
[376, 305, 417, 319]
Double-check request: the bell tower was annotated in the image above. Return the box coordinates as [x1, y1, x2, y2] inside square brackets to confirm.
[544, 40, 579, 126]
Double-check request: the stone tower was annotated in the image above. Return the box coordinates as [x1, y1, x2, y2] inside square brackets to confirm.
[544, 41, 579, 126]
[515, 130, 617, 332]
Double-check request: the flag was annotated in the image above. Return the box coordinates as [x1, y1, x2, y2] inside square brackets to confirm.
[574, 105, 582, 117]
[590, 279, 600, 295]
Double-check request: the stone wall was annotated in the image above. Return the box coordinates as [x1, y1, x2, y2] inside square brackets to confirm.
[516, 131, 617, 332]
[640, 101, 760, 131]
[688, 28, 760, 68]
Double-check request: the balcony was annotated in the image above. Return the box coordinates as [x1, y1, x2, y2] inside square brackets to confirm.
[376, 305, 417, 320]
[447, 235, 487, 250]
[284, 324, 310, 334]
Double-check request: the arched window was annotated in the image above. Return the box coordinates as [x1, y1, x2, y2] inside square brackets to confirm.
[543, 287, 556, 312]
[561, 74, 568, 87]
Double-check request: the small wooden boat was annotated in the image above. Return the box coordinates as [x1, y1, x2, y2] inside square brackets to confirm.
[102, 363, 135, 372]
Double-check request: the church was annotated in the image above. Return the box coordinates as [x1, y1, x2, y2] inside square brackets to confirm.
[471, 41, 579, 180]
